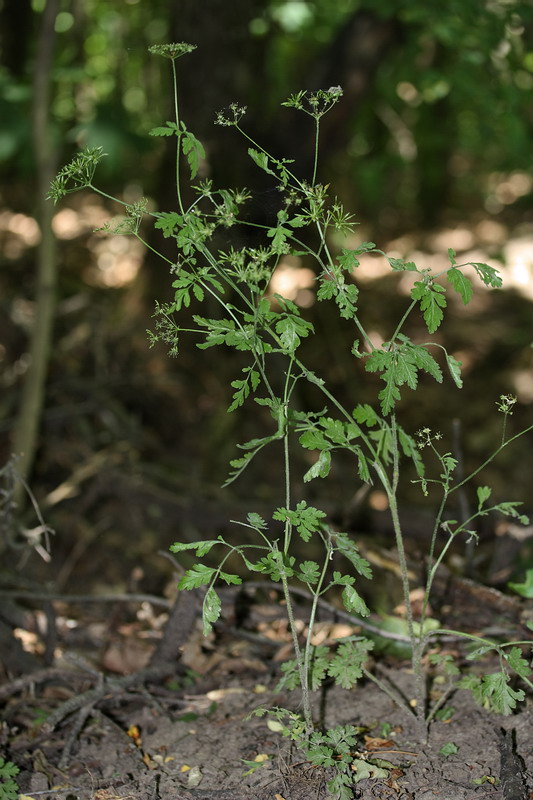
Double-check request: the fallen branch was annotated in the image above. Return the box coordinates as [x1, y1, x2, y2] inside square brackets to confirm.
[41, 663, 177, 733]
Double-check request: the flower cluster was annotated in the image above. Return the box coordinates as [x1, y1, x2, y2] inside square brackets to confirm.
[496, 394, 517, 414]
[148, 42, 196, 60]
[215, 103, 247, 127]
[282, 87, 343, 119]
[47, 146, 106, 203]
[415, 427, 443, 448]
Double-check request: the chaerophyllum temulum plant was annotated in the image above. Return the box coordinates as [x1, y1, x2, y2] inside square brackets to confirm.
[49, 42, 533, 799]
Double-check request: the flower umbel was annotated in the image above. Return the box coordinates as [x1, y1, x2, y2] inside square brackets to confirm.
[215, 103, 247, 127]
[148, 43, 196, 60]
[416, 427, 443, 448]
[496, 394, 517, 414]
[47, 146, 106, 203]
[282, 87, 343, 119]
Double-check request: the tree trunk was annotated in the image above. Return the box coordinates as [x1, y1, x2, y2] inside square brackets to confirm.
[11, 0, 59, 500]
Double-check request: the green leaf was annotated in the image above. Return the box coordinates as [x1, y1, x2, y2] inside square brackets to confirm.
[477, 485, 492, 510]
[218, 570, 242, 585]
[365, 349, 401, 414]
[326, 772, 354, 800]
[170, 540, 219, 557]
[410, 344, 443, 383]
[155, 211, 182, 238]
[267, 225, 291, 254]
[333, 532, 372, 579]
[508, 569, 533, 599]
[303, 449, 331, 482]
[504, 646, 531, 679]
[287, 215, 309, 228]
[342, 585, 370, 616]
[182, 129, 206, 179]
[351, 758, 389, 782]
[227, 368, 261, 413]
[276, 658, 301, 691]
[275, 314, 313, 352]
[332, 571, 356, 587]
[440, 742, 458, 757]
[327, 640, 373, 690]
[356, 449, 372, 483]
[309, 646, 330, 690]
[202, 586, 221, 635]
[394, 351, 418, 390]
[444, 351, 463, 388]
[0, 759, 19, 781]
[297, 560, 321, 584]
[472, 262, 502, 288]
[256, 552, 295, 582]
[378, 377, 402, 415]
[248, 147, 275, 175]
[411, 280, 447, 333]
[493, 502, 529, 525]
[192, 283, 204, 302]
[353, 404, 379, 427]
[337, 248, 361, 271]
[149, 121, 180, 136]
[273, 501, 326, 542]
[246, 512, 268, 530]
[483, 673, 525, 714]
[461, 671, 525, 714]
[321, 417, 350, 444]
[352, 241, 377, 254]
[388, 257, 418, 271]
[178, 564, 216, 590]
[299, 429, 329, 450]
[447, 267, 473, 305]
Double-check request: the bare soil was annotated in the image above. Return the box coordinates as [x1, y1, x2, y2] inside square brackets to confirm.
[1, 594, 532, 800]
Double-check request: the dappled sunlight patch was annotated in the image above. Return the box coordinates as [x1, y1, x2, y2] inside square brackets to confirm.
[269, 257, 315, 306]
[85, 229, 144, 288]
[486, 170, 533, 213]
[512, 368, 533, 403]
[503, 236, 533, 299]
[427, 227, 476, 253]
[368, 490, 389, 512]
[0, 210, 41, 258]
[353, 251, 391, 282]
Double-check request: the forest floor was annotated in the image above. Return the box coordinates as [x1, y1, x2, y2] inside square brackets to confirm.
[1, 575, 532, 800]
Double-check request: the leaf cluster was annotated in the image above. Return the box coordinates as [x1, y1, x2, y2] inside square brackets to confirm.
[0, 758, 19, 800]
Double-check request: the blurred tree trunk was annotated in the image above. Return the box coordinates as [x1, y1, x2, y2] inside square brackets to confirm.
[11, 0, 59, 496]
[0, 0, 33, 78]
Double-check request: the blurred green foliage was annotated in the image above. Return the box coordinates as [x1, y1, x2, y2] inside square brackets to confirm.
[0, 0, 531, 224]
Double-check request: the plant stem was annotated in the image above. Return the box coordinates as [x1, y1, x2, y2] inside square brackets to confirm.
[362, 667, 417, 719]
[171, 58, 185, 214]
[312, 117, 320, 186]
[386, 416, 427, 724]
[449, 423, 533, 495]
[279, 567, 313, 733]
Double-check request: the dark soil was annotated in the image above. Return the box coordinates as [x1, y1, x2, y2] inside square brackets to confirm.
[1, 594, 532, 800]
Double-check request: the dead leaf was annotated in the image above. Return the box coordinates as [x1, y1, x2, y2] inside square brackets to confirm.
[364, 735, 394, 750]
[101, 638, 152, 674]
[206, 687, 248, 701]
[187, 766, 202, 788]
